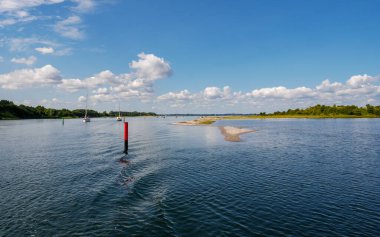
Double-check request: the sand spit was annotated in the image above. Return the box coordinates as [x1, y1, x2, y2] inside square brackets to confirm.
[219, 126, 255, 142]
[173, 117, 220, 126]
[173, 117, 255, 142]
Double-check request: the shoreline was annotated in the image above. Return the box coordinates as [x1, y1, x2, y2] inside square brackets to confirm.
[173, 115, 380, 126]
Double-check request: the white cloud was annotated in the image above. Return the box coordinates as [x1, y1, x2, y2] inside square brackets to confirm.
[0, 15, 37, 27]
[0, 0, 63, 27]
[78, 95, 86, 102]
[58, 53, 172, 103]
[158, 89, 193, 101]
[35, 47, 54, 54]
[54, 47, 73, 56]
[71, 0, 95, 12]
[202, 86, 231, 100]
[93, 87, 108, 94]
[58, 78, 85, 92]
[0, 64, 61, 89]
[0, 18, 16, 27]
[7, 37, 57, 52]
[316, 79, 343, 92]
[90, 93, 115, 103]
[156, 73, 380, 113]
[346, 74, 376, 88]
[54, 15, 84, 40]
[0, 0, 64, 13]
[249, 86, 314, 99]
[130, 53, 172, 81]
[203, 86, 223, 99]
[11, 55, 37, 65]
[0, 56, 3, 62]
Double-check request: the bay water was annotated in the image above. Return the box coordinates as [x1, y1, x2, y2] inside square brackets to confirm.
[1, 118, 379, 236]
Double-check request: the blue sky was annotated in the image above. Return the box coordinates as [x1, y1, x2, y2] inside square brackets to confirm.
[0, 0, 379, 113]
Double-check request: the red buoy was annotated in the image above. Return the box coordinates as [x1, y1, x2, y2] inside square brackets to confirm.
[124, 122, 128, 153]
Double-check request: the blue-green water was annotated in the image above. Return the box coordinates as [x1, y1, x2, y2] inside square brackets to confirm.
[1, 118, 380, 236]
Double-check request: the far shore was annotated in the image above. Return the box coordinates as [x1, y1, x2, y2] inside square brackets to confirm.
[0, 116, 159, 120]
[173, 114, 380, 126]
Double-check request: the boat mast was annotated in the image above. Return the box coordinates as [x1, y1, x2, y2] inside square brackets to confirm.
[85, 92, 88, 118]
[118, 102, 121, 117]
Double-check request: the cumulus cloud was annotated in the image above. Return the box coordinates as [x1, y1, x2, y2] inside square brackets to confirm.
[316, 79, 343, 92]
[11, 55, 37, 65]
[249, 86, 315, 99]
[0, 64, 61, 89]
[156, 74, 380, 112]
[54, 15, 84, 40]
[58, 53, 172, 103]
[203, 86, 231, 99]
[158, 89, 193, 101]
[58, 70, 118, 92]
[130, 53, 172, 80]
[346, 74, 376, 88]
[35, 47, 54, 54]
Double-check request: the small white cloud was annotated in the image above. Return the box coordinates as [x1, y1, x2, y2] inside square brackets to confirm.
[11, 56, 37, 65]
[78, 95, 86, 102]
[54, 15, 84, 40]
[158, 89, 193, 101]
[71, 0, 96, 12]
[0, 0, 64, 13]
[0, 18, 16, 27]
[8, 37, 57, 52]
[54, 48, 73, 56]
[35, 47, 54, 54]
[0, 64, 62, 89]
[0, 56, 3, 62]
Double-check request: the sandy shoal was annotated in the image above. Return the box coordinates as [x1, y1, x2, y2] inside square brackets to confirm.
[219, 126, 255, 142]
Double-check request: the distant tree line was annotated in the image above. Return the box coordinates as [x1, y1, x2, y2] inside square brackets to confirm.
[0, 100, 157, 119]
[259, 104, 380, 117]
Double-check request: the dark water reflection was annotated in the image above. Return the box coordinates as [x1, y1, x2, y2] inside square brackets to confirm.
[1, 118, 380, 236]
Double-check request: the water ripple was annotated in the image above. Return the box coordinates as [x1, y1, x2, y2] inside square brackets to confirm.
[1, 118, 380, 236]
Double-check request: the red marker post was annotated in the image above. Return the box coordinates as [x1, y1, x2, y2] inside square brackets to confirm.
[124, 122, 128, 153]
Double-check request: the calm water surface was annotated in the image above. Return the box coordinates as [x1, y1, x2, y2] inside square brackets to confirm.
[1, 117, 380, 236]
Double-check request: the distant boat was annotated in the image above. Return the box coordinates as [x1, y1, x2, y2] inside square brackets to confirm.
[83, 93, 91, 123]
[116, 102, 122, 121]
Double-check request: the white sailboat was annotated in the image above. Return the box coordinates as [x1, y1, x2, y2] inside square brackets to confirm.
[116, 102, 122, 121]
[83, 93, 90, 122]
